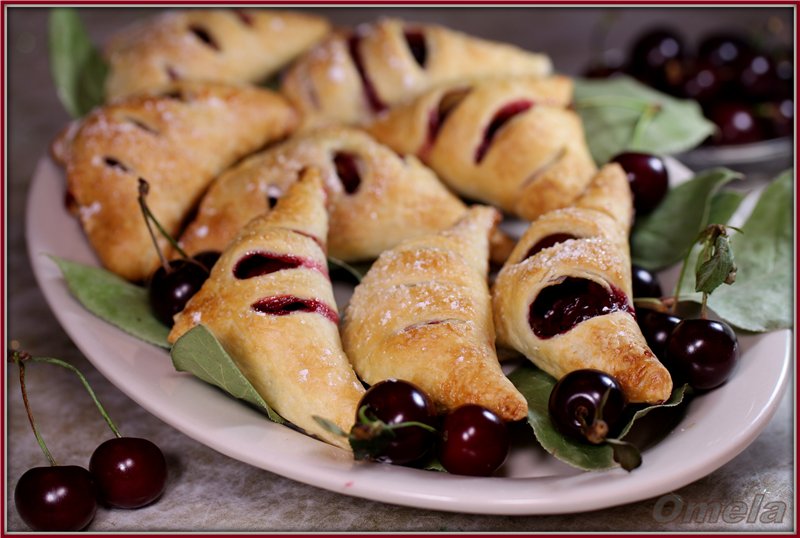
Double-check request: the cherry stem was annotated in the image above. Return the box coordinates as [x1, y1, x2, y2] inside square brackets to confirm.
[356, 405, 437, 435]
[13, 352, 57, 466]
[137, 178, 190, 267]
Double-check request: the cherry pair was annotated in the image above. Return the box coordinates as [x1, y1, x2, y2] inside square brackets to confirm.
[12, 351, 167, 531]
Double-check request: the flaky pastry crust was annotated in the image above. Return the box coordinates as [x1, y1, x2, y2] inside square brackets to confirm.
[343, 206, 528, 421]
[169, 169, 364, 449]
[105, 9, 330, 100]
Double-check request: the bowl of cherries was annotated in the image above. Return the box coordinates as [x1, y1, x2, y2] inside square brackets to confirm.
[585, 25, 793, 180]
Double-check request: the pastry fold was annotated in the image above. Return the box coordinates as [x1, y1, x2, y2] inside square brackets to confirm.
[493, 164, 672, 404]
[178, 127, 469, 263]
[54, 81, 298, 282]
[366, 77, 597, 220]
[105, 9, 330, 100]
[169, 168, 364, 449]
[343, 206, 528, 422]
[282, 18, 552, 129]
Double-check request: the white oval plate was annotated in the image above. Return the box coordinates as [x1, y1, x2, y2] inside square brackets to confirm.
[26, 156, 790, 515]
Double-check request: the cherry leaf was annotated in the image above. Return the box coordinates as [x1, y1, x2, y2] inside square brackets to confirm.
[50, 256, 169, 348]
[170, 325, 284, 424]
[49, 8, 108, 117]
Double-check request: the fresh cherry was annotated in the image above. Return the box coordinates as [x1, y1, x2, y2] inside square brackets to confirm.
[760, 98, 793, 139]
[628, 28, 685, 92]
[631, 265, 662, 299]
[548, 369, 626, 444]
[636, 307, 681, 365]
[15, 465, 97, 531]
[666, 318, 740, 390]
[610, 152, 669, 214]
[148, 259, 210, 326]
[679, 59, 723, 104]
[192, 250, 221, 272]
[706, 102, 764, 145]
[350, 379, 437, 465]
[90, 437, 168, 509]
[438, 404, 509, 476]
[698, 33, 751, 71]
[738, 53, 779, 101]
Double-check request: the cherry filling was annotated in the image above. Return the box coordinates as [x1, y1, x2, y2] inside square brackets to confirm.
[474, 100, 534, 163]
[421, 88, 471, 158]
[189, 25, 220, 51]
[522, 233, 577, 260]
[404, 30, 427, 68]
[528, 277, 632, 339]
[252, 295, 339, 324]
[347, 35, 386, 113]
[233, 9, 254, 26]
[233, 252, 320, 279]
[333, 152, 362, 194]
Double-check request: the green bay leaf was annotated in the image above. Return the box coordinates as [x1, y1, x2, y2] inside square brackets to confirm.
[170, 325, 284, 424]
[51, 255, 169, 348]
[508, 363, 689, 471]
[574, 76, 715, 165]
[631, 168, 741, 270]
[49, 8, 108, 117]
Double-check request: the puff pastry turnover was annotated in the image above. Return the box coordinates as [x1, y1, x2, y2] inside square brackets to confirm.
[169, 168, 364, 449]
[55, 81, 298, 282]
[493, 164, 672, 404]
[343, 206, 528, 422]
[281, 18, 552, 129]
[178, 127, 470, 263]
[105, 9, 330, 100]
[366, 77, 598, 220]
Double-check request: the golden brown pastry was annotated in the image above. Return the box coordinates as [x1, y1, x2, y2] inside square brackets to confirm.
[169, 168, 364, 449]
[343, 206, 528, 422]
[492, 165, 672, 404]
[56, 81, 298, 282]
[281, 18, 552, 129]
[366, 77, 597, 220]
[105, 9, 330, 100]
[178, 127, 469, 263]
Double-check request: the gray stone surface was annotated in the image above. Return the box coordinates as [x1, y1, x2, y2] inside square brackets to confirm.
[6, 6, 794, 532]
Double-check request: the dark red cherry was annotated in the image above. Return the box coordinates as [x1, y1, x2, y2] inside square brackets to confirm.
[438, 405, 509, 476]
[548, 369, 626, 444]
[90, 437, 167, 509]
[706, 102, 764, 145]
[760, 98, 793, 139]
[149, 259, 210, 326]
[193, 250, 221, 272]
[528, 277, 632, 339]
[666, 318, 739, 390]
[352, 379, 437, 465]
[679, 59, 723, 104]
[631, 265, 662, 299]
[636, 307, 681, 365]
[738, 53, 779, 101]
[610, 152, 669, 214]
[15, 465, 97, 531]
[698, 33, 751, 70]
[628, 28, 685, 92]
